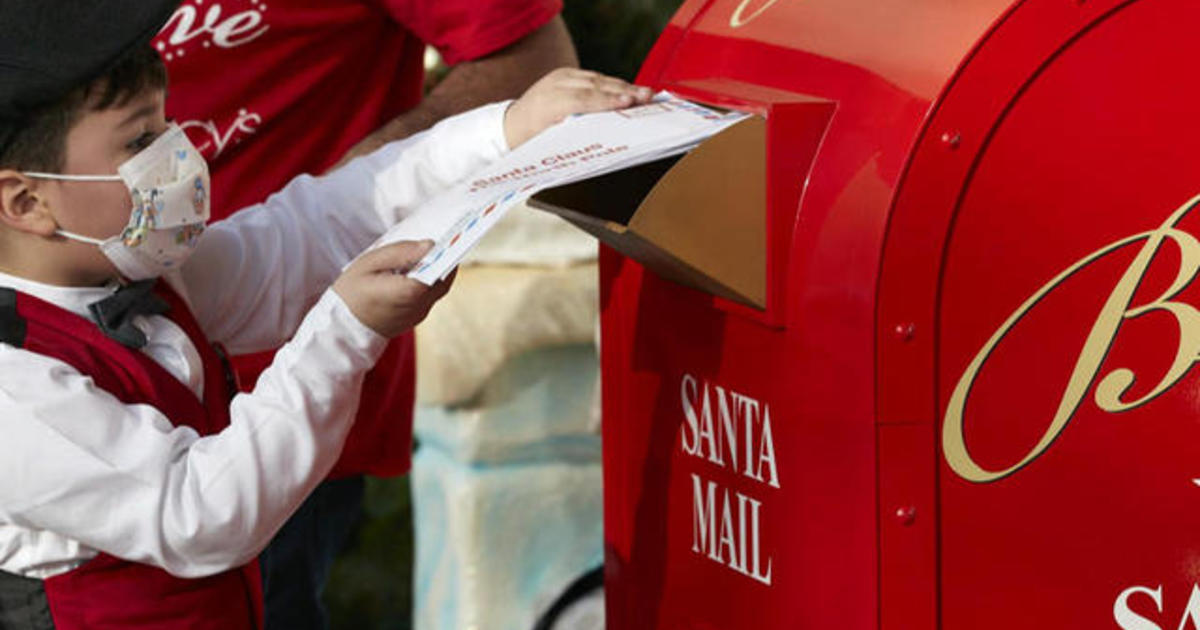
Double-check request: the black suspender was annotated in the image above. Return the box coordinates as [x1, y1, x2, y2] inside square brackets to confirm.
[0, 288, 26, 348]
[0, 569, 54, 630]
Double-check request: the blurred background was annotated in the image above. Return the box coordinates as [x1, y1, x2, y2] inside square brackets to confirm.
[323, 1, 683, 628]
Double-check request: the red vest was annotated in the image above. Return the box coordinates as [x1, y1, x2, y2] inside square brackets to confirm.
[0, 283, 262, 630]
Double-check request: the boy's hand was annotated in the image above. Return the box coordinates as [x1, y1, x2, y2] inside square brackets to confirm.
[504, 68, 654, 149]
[333, 241, 454, 338]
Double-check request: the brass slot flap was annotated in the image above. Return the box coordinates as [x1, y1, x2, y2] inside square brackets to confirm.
[530, 116, 766, 308]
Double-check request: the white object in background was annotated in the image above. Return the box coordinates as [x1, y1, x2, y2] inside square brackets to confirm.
[412, 430, 604, 630]
[415, 344, 601, 466]
[415, 264, 598, 409]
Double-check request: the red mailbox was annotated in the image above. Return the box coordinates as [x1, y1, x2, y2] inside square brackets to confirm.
[587, 0, 1200, 627]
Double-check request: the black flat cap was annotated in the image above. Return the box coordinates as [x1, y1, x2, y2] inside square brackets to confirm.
[0, 0, 179, 154]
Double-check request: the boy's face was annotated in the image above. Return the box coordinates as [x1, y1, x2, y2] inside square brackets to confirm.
[39, 88, 169, 284]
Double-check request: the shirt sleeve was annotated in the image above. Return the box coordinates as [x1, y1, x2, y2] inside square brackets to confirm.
[373, 0, 563, 65]
[0, 291, 387, 578]
[179, 101, 510, 355]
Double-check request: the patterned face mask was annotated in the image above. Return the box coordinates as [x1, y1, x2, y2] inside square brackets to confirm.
[25, 123, 211, 280]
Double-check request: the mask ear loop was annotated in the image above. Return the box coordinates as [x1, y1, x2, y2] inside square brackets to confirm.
[56, 230, 107, 246]
[19, 173, 124, 244]
[22, 173, 123, 182]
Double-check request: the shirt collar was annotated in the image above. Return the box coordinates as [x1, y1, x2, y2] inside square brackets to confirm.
[0, 271, 120, 319]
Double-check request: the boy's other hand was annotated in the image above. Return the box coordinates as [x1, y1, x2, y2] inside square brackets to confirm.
[503, 68, 653, 149]
[333, 241, 454, 338]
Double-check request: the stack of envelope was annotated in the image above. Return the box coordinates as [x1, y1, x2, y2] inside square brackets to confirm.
[376, 93, 749, 284]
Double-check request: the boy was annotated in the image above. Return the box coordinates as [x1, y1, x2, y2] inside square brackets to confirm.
[0, 2, 650, 628]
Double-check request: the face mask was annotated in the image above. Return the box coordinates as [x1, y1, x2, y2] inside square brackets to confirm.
[24, 123, 211, 280]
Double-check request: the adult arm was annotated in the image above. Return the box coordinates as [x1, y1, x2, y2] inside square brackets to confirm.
[334, 15, 578, 166]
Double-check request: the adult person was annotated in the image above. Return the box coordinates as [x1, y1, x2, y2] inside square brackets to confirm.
[151, 2, 579, 628]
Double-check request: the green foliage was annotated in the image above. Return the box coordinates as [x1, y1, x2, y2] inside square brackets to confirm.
[326, 476, 415, 630]
[563, 0, 685, 80]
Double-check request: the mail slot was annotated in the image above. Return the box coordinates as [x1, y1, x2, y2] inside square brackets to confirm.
[532, 101, 832, 313]
[535, 0, 1200, 628]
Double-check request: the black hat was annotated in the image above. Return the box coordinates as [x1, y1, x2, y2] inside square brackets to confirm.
[0, 0, 179, 155]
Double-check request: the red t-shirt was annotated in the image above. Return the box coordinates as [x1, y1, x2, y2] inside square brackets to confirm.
[154, 0, 562, 477]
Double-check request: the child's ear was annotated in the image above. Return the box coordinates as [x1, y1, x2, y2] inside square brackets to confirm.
[0, 171, 58, 237]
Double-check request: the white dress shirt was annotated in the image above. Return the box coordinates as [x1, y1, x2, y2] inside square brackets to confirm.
[0, 102, 510, 580]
